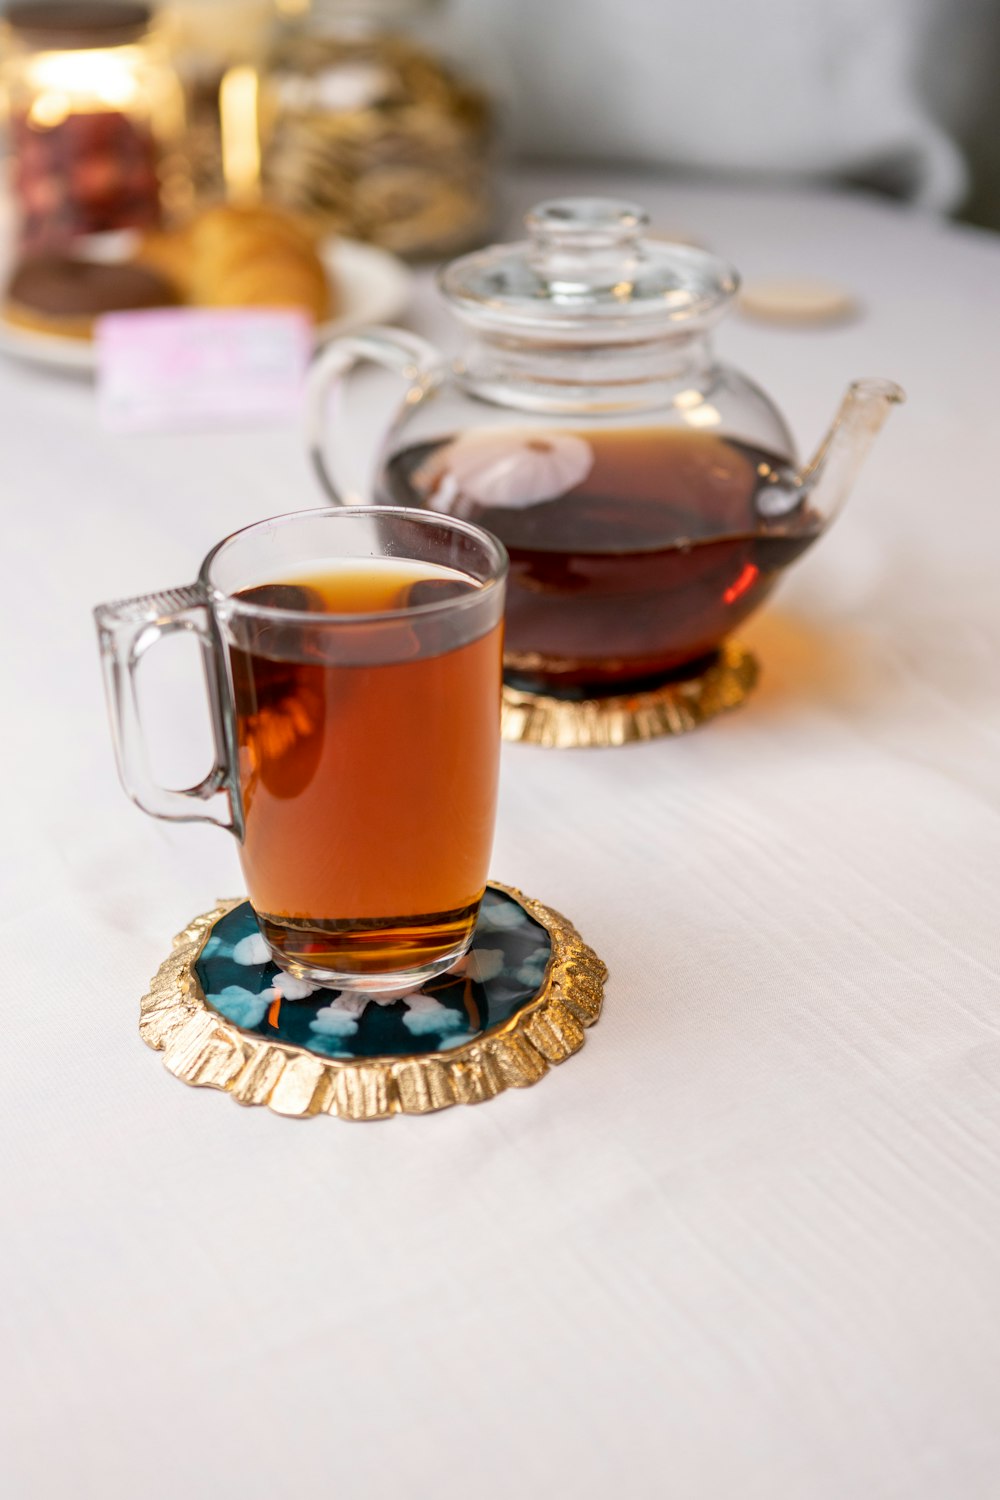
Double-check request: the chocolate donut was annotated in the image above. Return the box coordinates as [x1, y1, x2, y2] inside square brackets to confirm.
[5, 255, 178, 340]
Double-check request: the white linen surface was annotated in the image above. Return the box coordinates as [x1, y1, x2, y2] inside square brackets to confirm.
[1, 170, 999, 1499]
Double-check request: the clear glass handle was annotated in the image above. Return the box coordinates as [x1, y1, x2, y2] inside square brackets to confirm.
[94, 583, 237, 831]
[305, 326, 444, 504]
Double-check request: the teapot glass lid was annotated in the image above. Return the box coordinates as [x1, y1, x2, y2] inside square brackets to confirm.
[439, 198, 740, 342]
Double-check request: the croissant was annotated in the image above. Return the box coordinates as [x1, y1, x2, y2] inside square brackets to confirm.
[137, 203, 335, 323]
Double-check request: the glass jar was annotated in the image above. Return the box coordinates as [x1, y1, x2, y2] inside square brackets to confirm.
[2, 1, 188, 255]
[259, 0, 494, 257]
[163, 0, 272, 204]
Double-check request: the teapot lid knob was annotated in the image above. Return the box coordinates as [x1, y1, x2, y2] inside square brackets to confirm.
[524, 199, 649, 299]
[525, 198, 649, 248]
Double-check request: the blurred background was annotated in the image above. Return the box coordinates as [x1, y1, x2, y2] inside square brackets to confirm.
[2, 0, 999, 274]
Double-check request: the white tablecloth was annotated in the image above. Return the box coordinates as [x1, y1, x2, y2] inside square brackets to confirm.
[3, 169, 999, 1500]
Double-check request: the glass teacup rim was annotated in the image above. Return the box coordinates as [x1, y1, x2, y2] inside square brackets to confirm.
[200, 505, 509, 626]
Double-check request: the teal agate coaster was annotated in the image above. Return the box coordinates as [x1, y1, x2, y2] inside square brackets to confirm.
[141, 884, 607, 1120]
[200, 889, 552, 1060]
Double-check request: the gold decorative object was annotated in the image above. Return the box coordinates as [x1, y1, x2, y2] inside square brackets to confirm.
[501, 643, 760, 748]
[259, 23, 493, 257]
[140, 884, 606, 1120]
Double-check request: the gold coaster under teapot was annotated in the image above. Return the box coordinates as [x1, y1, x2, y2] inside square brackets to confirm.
[141, 884, 606, 1121]
[501, 642, 759, 748]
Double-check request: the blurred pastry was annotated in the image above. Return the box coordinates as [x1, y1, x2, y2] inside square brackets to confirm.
[137, 202, 335, 322]
[5, 255, 178, 340]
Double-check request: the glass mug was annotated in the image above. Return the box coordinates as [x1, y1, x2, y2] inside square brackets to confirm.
[95, 507, 507, 992]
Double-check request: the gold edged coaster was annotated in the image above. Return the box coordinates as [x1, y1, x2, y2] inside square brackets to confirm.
[140, 884, 607, 1121]
[501, 642, 759, 748]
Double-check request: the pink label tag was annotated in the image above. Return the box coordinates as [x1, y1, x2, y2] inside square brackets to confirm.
[96, 308, 313, 432]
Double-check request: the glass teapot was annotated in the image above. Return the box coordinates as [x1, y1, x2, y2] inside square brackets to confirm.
[306, 197, 904, 695]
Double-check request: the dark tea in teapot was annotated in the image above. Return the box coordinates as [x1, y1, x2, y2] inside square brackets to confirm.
[381, 425, 821, 694]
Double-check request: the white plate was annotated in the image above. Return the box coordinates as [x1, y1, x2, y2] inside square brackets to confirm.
[0, 237, 414, 374]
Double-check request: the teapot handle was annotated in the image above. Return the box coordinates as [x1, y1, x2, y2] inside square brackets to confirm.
[305, 326, 445, 505]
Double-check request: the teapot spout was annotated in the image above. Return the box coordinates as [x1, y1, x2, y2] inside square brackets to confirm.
[797, 378, 906, 524]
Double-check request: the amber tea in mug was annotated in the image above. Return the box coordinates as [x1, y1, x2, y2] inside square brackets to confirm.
[95, 508, 507, 992]
[230, 559, 502, 978]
